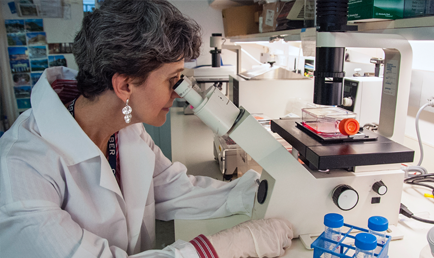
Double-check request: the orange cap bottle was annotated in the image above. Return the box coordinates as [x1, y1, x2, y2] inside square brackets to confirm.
[339, 118, 360, 136]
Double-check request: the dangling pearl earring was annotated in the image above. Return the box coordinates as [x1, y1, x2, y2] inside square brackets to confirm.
[122, 99, 132, 123]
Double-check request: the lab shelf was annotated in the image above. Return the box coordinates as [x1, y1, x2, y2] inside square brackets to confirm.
[226, 16, 434, 42]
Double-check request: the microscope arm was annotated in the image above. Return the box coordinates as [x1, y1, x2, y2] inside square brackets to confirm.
[173, 76, 289, 167]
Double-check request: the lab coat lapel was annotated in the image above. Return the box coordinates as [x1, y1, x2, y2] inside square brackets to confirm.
[118, 125, 155, 252]
[99, 155, 124, 199]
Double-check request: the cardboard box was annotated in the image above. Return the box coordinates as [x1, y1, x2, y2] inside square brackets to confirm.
[348, 0, 404, 22]
[276, 0, 313, 31]
[222, 4, 261, 37]
[261, 1, 284, 33]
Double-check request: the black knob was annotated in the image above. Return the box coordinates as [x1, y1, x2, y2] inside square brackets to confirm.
[332, 184, 359, 211]
[372, 181, 387, 195]
[257, 180, 268, 204]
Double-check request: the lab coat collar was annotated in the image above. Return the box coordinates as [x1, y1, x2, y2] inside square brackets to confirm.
[32, 67, 155, 243]
[31, 67, 101, 166]
[31, 67, 124, 198]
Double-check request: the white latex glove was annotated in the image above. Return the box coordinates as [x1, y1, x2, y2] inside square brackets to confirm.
[208, 218, 293, 258]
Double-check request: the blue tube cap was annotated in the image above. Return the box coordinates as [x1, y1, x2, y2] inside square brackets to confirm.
[368, 216, 389, 232]
[324, 213, 344, 228]
[355, 233, 377, 251]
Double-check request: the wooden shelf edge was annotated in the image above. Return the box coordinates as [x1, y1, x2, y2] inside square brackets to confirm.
[209, 0, 254, 10]
[226, 16, 434, 42]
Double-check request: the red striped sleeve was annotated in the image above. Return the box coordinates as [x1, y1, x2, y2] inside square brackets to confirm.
[190, 234, 219, 258]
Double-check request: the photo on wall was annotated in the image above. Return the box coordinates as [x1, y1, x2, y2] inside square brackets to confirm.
[30, 59, 48, 72]
[29, 46, 47, 59]
[48, 43, 73, 54]
[16, 98, 31, 110]
[49, 55, 67, 67]
[14, 86, 32, 99]
[5, 20, 25, 33]
[25, 19, 43, 32]
[10, 60, 30, 73]
[9, 46, 28, 60]
[13, 73, 31, 87]
[7, 33, 27, 46]
[17, 0, 38, 17]
[8, 46, 30, 73]
[27, 32, 47, 45]
[31, 72, 42, 86]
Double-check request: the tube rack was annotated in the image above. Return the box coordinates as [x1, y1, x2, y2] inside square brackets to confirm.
[311, 223, 391, 258]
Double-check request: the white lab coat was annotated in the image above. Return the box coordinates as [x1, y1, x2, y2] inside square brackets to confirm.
[0, 67, 259, 258]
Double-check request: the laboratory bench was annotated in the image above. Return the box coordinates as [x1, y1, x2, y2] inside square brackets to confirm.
[169, 106, 434, 257]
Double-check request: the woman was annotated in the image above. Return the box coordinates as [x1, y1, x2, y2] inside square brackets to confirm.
[0, 0, 293, 257]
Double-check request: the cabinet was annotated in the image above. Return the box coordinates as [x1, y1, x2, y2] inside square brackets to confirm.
[143, 111, 172, 161]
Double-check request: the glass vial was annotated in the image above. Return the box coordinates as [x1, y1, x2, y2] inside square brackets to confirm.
[354, 233, 377, 258]
[368, 216, 388, 246]
[324, 213, 344, 258]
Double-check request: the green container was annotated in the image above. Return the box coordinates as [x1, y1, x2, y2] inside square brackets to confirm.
[404, 0, 426, 18]
[348, 0, 404, 21]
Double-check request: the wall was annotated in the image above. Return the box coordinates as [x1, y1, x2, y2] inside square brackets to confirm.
[170, 0, 227, 66]
[0, 0, 83, 123]
[404, 40, 434, 172]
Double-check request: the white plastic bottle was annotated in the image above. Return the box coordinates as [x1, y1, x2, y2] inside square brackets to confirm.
[420, 226, 434, 258]
[354, 233, 377, 258]
[324, 213, 344, 258]
[368, 216, 388, 253]
[420, 245, 434, 258]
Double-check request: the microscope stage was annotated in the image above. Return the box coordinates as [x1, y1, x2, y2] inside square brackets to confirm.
[271, 119, 414, 170]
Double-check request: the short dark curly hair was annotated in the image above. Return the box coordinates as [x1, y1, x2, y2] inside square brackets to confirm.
[72, 0, 202, 99]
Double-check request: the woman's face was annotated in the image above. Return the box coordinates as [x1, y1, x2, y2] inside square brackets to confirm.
[130, 59, 184, 127]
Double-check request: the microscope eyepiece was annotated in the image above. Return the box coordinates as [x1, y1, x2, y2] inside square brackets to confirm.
[173, 75, 184, 90]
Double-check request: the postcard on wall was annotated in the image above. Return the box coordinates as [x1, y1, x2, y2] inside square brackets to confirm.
[5, 19, 25, 33]
[13, 73, 31, 87]
[31, 72, 42, 86]
[8, 46, 30, 73]
[17, 0, 38, 17]
[30, 58, 48, 72]
[8, 1, 17, 14]
[25, 19, 43, 32]
[38, 0, 62, 18]
[10, 59, 30, 73]
[16, 98, 31, 110]
[18, 4, 38, 17]
[49, 55, 67, 67]
[48, 43, 73, 54]
[7, 33, 27, 46]
[14, 86, 32, 99]
[8, 46, 28, 60]
[29, 46, 47, 59]
[27, 32, 47, 45]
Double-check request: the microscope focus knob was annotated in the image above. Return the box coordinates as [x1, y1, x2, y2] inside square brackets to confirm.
[332, 185, 359, 211]
[343, 97, 353, 107]
[372, 181, 387, 195]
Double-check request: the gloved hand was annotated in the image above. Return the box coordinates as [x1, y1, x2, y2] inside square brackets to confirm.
[208, 218, 293, 258]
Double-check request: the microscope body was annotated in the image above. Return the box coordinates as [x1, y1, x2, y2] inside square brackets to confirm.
[173, 76, 406, 248]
